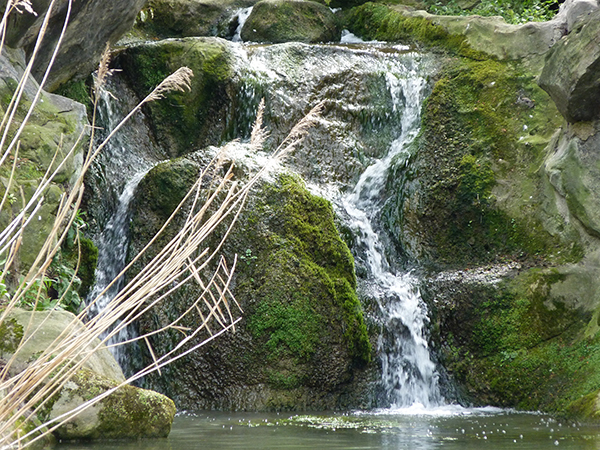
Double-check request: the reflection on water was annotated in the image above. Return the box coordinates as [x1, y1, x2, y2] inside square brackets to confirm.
[55, 409, 600, 450]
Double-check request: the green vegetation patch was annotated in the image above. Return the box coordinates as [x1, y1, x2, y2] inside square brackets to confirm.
[119, 38, 235, 157]
[241, 174, 371, 374]
[422, 0, 559, 24]
[439, 269, 599, 413]
[384, 57, 572, 268]
[345, 3, 484, 58]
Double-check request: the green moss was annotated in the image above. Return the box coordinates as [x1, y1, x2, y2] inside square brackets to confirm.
[345, 3, 485, 59]
[440, 269, 598, 413]
[385, 57, 574, 267]
[0, 317, 24, 355]
[119, 38, 235, 157]
[54, 78, 93, 116]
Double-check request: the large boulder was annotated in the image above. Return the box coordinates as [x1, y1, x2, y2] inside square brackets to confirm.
[136, 0, 258, 39]
[241, 0, 341, 43]
[125, 155, 372, 411]
[2, 0, 146, 91]
[0, 308, 177, 440]
[538, 10, 600, 123]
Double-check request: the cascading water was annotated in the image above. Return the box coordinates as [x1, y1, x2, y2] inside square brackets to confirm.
[230, 42, 443, 408]
[232, 7, 253, 42]
[86, 77, 160, 371]
[339, 71, 443, 409]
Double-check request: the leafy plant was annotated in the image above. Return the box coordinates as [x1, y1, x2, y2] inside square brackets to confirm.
[425, 0, 559, 24]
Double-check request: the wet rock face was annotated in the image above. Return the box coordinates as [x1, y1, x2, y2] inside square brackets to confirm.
[137, 0, 258, 39]
[125, 157, 372, 411]
[241, 0, 341, 43]
[538, 10, 600, 123]
[3, 0, 146, 91]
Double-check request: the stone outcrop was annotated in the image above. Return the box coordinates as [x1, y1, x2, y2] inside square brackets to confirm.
[0, 308, 177, 440]
[3, 0, 147, 91]
[136, 0, 258, 39]
[538, 10, 600, 123]
[241, 0, 341, 43]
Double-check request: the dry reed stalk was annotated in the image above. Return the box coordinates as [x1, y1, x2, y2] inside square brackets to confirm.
[0, 1, 322, 444]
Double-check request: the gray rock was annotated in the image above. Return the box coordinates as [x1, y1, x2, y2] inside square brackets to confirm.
[3, 0, 146, 91]
[555, 0, 598, 32]
[241, 0, 341, 43]
[538, 10, 600, 123]
[137, 0, 258, 39]
[1, 308, 125, 382]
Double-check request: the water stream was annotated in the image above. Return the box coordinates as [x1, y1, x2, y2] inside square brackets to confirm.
[86, 78, 160, 370]
[337, 67, 442, 408]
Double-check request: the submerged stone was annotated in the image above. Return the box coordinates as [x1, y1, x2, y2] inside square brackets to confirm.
[241, 0, 341, 43]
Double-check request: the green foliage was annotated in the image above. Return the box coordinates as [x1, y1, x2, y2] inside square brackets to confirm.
[424, 0, 559, 24]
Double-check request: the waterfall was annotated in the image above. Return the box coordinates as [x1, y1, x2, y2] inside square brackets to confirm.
[232, 43, 443, 407]
[339, 68, 442, 409]
[86, 78, 159, 371]
[232, 7, 253, 42]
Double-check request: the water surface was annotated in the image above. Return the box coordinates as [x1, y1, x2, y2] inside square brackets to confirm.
[55, 408, 600, 450]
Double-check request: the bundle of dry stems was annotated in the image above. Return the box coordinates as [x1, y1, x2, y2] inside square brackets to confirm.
[0, 1, 323, 447]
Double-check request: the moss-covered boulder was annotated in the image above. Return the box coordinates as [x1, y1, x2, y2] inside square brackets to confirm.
[344, 3, 567, 71]
[48, 369, 176, 440]
[117, 37, 237, 158]
[383, 57, 570, 268]
[1, 308, 177, 440]
[538, 10, 600, 123]
[241, 0, 341, 43]
[125, 153, 372, 410]
[0, 48, 89, 273]
[135, 0, 258, 39]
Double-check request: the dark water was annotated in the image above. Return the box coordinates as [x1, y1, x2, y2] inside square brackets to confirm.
[55, 408, 600, 450]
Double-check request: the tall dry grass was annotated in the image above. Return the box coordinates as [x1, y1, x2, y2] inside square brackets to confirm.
[0, 1, 323, 448]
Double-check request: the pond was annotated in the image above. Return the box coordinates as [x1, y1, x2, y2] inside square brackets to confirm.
[55, 406, 600, 450]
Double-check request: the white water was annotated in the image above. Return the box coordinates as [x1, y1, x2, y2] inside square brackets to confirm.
[232, 7, 253, 42]
[338, 66, 443, 408]
[231, 43, 443, 408]
[86, 83, 158, 369]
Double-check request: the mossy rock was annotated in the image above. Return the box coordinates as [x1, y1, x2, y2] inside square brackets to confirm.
[425, 261, 600, 416]
[49, 369, 176, 440]
[344, 3, 566, 70]
[241, 0, 341, 43]
[0, 49, 89, 274]
[383, 57, 573, 269]
[126, 153, 372, 411]
[118, 37, 237, 157]
[135, 0, 258, 40]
